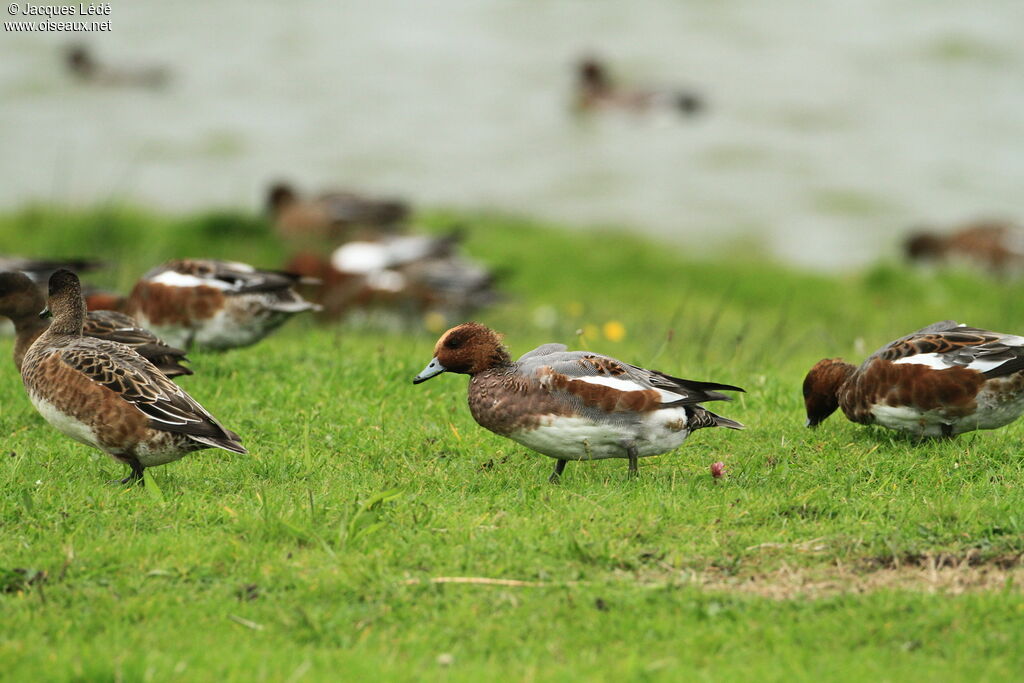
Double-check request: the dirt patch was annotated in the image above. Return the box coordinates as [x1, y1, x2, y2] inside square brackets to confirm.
[401, 553, 1024, 600]
[675, 551, 1024, 599]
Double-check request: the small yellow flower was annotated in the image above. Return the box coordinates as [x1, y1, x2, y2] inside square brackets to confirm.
[565, 301, 584, 317]
[424, 311, 447, 333]
[581, 324, 599, 342]
[602, 320, 626, 342]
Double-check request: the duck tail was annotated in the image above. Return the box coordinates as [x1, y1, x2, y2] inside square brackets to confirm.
[190, 431, 248, 455]
[686, 406, 744, 431]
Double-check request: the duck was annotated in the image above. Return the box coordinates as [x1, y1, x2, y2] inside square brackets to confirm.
[64, 44, 170, 88]
[285, 231, 497, 322]
[20, 270, 246, 484]
[266, 182, 409, 245]
[904, 219, 1024, 277]
[574, 56, 704, 117]
[118, 259, 321, 350]
[803, 320, 1024, 437]
[0, 270, 191, 378]
[413, 323, 744, 481]
[0, 255, 104, 284]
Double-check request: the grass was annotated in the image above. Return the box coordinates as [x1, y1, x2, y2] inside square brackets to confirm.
[1, 205, 1024, 681]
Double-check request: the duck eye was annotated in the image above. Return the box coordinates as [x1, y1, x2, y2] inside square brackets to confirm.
[444, 337, 462, 349]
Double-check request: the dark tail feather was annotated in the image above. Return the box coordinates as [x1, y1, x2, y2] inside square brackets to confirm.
[685, 406, 744, 431]
[708, 411, 744, 430]
[657, 372, 745, 403]
[190, 431, 248, 455]
[153, 360, 194, 378]
[983, 356, 1024, 379]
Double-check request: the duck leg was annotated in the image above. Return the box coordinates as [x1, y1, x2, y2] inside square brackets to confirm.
[626, 445, 639, 477]
[115, 459, 145, 486]
[549, 459, 567, 484]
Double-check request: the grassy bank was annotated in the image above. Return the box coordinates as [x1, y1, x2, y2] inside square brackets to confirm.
[1, 206, 1023, 680]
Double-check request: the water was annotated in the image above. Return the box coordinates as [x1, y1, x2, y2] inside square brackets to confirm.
[1, 0, 1022, 269]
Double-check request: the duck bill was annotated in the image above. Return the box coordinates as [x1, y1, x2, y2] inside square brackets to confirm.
[39, 306, 51, 320]
[413, 357, 446, 384]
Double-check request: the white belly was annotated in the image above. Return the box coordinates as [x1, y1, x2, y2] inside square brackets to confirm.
[871, 386, 1024, 436]
[507, 408, 692, 461]
[29, 393, 104, 451]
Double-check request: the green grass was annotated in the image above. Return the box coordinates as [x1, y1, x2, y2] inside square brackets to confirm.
[1, 206, 1024, 681]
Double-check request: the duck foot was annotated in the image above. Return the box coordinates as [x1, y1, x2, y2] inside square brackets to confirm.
[109, 460, 145, 486]
[626, 446, 639, 478]
[549, 459, 567, 484]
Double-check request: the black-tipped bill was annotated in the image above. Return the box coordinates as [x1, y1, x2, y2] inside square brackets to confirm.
[39, 306, 52, 320]
[413, 357, 446, 384]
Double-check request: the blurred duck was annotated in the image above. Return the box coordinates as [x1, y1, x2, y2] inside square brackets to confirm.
[65, 44, 170, 88]
[267, 182, 410, 245]
[95, 259, 321, 351]
[285, 231, 498, 322]
[0, 255, 103, 284]
[21, 270, 245, 484]
[0, 271, 191, 378]
[574, 56, 704, 117]
[904, 219, 1024, 276]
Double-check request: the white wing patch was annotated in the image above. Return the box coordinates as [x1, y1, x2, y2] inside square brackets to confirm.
[893, 352, 1008, 374]
[892, 354, 954, 370]
[573, 375, 684, 402]
[149, 270, 234, 290]
[331, 236, 437, 274]
[332, 242, 389, 273]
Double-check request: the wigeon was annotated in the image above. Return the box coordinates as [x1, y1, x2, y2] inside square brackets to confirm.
[904, 219, 1024, 276]
[21, 270, 245, 484]
[413, 323, 744, 481]
[65, 44, 170, 88]
[122, 259, 320, 350]
[285, 232, 497, 321]
[574, 56, 704, 117]
[803, 320, 1024, 437]
[0, 256, 103, 284]
[0, 271, 191, 378]
[266, 182, 409, 245]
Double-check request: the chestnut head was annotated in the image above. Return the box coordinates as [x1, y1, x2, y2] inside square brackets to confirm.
[802, 358, 855, 427]
[413, 322, 510, 384]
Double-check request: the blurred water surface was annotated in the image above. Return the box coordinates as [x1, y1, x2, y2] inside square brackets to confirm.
[1, 0, 1022, 269]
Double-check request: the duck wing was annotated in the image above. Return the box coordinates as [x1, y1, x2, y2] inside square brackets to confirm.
[57, 341, 244, 452]
[84, 310, 192, 377]
[871, 321, 1024, 377]
[520, 350, 743, 407]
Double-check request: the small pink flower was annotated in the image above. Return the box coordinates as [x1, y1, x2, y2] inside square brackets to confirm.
[710, 461, 726, 479]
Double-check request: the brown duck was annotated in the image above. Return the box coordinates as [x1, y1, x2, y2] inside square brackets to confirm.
[21, 270, 246, 484]
[0, 270, 191, 378]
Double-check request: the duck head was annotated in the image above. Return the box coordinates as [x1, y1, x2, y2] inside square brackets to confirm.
[44, 269, 86, 335]
[903, 230, 946, 262]
[577, 57, 610, 91]
[65, 44, 95, 77]
[266, 182, 297, 216]
[0, 271, 44, 323]
[802, 358, 856, 427]
[413, 322, 511, 383]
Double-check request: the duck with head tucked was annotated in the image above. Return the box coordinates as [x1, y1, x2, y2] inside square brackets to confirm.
[20, 270, 246, 484]
[414, 323, 744, 481]
[803, 320, 1024, 437]
[118, 259, 321, 351]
